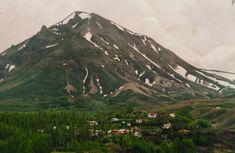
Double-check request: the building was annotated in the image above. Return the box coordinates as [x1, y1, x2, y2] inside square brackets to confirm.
[131, 127, 142, 137]
[148, 112, 157, 118]
[163, 123, 172, 129]
[177, 129, 191, 135]
[88, 121, 98, 126]
[111, 129, 129, 135]
[111, 118, 120, 122]
[169, 113, 176, 118]
[136, 118, 143, 124]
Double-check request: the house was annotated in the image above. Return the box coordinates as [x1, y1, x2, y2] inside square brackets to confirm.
[163, 123, 172, 129]
[136, 118, 143, 124]
[148, 112, 157, 118]
[177, 129, 191, 135]
[111, 118, 120, 122]
[118, 129, 129, 135]
[88, 121, 98, 126]
[111, 129, 129, 135]
[169, 113, 176, 118]
[134, 131, 142, 137]
[89, 129, 104, 136]
[66, 125, 70, 130]
[131, 127, 142, 137]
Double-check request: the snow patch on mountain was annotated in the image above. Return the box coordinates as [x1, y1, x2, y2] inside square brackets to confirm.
[218, 80, 235, 89]
[145, 78, 156, 86]
[72, 23, 78, 29]
[96, 78, 103, 94]
[104, 51, 109, 56]
[139, 71, 145, 78]
[135, 70, 139, 75]
[83, 31, 103, 50]
[128, 43, 161, 69]
[45, 43, 58, 49]
[0, 52, 7, 56]
[158, 46, 162, 51]
[175, 65, 187, 77]
[150, 43, 158, 54]
[83, 68, 89, 94]
[125, 60, 129, 66]
[146, 65, 152, 70]
[6, 64, 16, 72]
[114, 55, 121, 62]
[198, 70, 235, 89]
[100, 37, 109, 45]
[52, 28, 62, 35]
[5, 64, 9, 69]
[5, 64, 16, 72]
[142, 37, 148, 46]
[79, 13, 91, 20]
[96, 21, 102, 29]
[187, 74, 197, 82]
[18, 43, 27, 51]
[118, 85, 125, 91]
[111, 22, 125, 31]
[113, 44, 120, 50]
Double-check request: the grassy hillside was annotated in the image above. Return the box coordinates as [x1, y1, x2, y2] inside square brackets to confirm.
[152, 98, 235, 130]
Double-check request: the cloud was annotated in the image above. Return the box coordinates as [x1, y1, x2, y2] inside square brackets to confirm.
[200, 45, 235, 71]
[0, 0, 235, 78]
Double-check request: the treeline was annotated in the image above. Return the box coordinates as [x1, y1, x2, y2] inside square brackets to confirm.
[0, 111, 210, 153]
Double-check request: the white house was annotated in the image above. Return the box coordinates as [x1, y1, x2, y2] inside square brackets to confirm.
[169, 113, 176, 118]
[148, 112, 157, 118]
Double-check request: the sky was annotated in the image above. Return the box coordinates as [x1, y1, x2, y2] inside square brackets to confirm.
[1, 0, 235, 74]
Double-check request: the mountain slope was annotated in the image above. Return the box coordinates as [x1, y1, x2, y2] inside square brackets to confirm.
[0, 11, 235, 104]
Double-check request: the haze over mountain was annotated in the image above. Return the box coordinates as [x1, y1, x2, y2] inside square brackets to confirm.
[0, 11, 235, 104]
[1, 0, 235, 78]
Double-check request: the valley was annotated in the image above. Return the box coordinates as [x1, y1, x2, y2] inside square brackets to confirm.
[0, 10, 235, 153]
[0, 98, 234, 153]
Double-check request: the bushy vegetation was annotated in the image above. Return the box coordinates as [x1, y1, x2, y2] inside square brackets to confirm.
[0, 109, 229, 153]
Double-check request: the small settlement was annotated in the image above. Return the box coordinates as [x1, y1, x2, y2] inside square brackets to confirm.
[75, 111, 192, 139]
[38, 111, 193, 141]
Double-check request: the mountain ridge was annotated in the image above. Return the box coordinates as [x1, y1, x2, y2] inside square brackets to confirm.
[0, 11, 235, 105]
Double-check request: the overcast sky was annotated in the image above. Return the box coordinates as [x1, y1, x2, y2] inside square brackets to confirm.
[1, 0, 235, 74]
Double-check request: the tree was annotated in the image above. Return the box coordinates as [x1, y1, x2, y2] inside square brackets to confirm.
[17, 138, 28, 153]
[0, 140, 7, 153]
[173, 139, 196, 153]
[159, 140, 173, 153]
[31, 134, 52, 153]
[67, 140, 79, 152]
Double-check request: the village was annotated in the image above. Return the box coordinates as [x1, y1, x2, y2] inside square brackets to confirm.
[1, 108, 229, 153]
[77, 110, 194, 141]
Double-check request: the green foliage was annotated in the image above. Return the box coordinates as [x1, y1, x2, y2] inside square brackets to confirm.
[31, 134, 52, 153]
[173, 139, 196, 153]
[195, 119, 210, 128]
[192, 131, 208, 145]
[66, 140, 79, 152]
[0, 110, 217, 153]
[113, 135, 156, 153]
[76, 140, 108, 153]
[158, 140, 173, 153]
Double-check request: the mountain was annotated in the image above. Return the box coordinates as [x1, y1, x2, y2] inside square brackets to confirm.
[0, 11, 235, 106]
